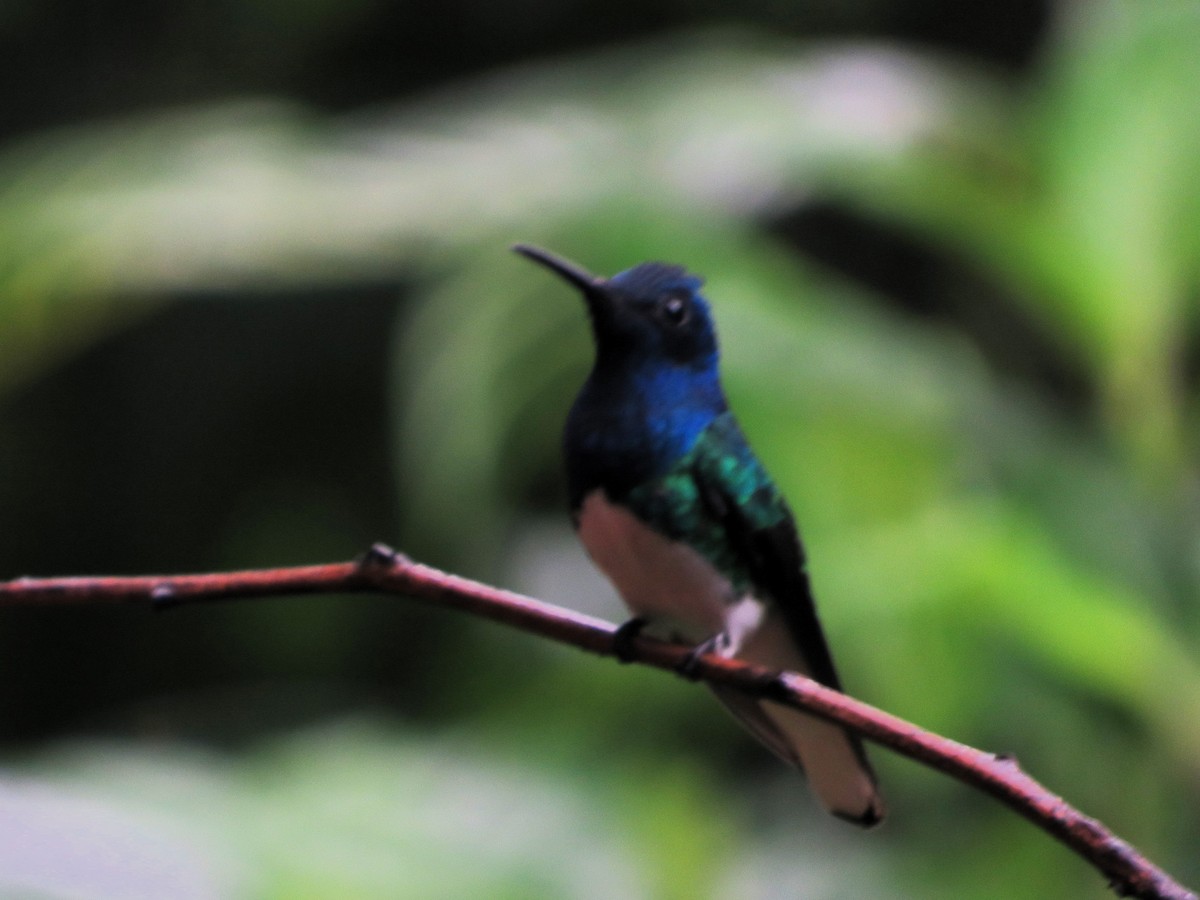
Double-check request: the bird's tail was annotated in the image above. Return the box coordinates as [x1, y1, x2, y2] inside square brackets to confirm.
[710, 686, 884, 826]
[709, 619, 885, 826]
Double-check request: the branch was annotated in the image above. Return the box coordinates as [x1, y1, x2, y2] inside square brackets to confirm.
[1, 544, 1194, 900]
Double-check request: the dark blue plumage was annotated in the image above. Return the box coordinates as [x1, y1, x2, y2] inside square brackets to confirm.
[514, 244, 884, 827]
[563, 262, 726, 506]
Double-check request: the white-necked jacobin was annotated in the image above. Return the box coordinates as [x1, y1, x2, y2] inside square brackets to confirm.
[514, 244, 884, 827]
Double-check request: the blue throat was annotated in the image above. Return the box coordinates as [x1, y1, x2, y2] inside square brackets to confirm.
[565, 353, 727, 507]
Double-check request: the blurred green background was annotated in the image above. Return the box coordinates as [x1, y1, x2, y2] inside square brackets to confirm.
[1, 0, 1198, 897]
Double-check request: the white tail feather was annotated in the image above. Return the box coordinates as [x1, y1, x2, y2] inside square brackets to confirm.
[729, 612, 885, 826]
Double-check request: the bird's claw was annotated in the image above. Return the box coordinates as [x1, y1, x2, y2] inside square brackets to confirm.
[676, 632, 726, 681]
[612, 617, 649, 663]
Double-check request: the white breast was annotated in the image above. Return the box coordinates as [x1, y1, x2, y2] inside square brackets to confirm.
[576, 490, 765, 649]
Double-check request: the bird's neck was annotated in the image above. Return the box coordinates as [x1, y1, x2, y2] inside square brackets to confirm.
[566, 356, 726, 505]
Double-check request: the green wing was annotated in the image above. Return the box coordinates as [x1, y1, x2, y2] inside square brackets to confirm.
[626, 412, 845, 691]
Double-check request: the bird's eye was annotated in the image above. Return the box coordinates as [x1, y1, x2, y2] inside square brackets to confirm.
[662, 295, 689, 326]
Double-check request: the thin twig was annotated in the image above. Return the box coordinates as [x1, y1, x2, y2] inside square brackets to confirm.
[0, 544, 1194, 900]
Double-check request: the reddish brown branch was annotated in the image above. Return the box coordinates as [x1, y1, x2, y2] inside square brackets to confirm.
[1, 544, 1193, 900]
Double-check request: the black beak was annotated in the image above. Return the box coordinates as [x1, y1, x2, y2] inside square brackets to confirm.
[512, 244, 606, 296]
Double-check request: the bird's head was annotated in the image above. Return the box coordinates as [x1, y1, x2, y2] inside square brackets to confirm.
[513, 244, 719, 371]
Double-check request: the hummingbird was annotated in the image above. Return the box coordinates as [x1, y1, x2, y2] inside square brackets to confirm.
[514, 244, 884, 827]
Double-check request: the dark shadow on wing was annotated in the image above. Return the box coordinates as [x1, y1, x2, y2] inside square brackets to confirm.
[693, 465, 844, 692]
[690, 416, 879, 783]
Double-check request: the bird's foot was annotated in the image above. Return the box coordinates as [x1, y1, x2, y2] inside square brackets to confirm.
[612, 617, 650, 663]
[676, 632, 728, 681]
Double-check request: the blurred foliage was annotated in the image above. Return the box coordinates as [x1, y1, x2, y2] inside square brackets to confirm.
[1, 0, 1198, 897]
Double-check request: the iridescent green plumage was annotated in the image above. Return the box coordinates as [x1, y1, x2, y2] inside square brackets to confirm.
[623, 412, 788, 595]
[620, 408, 841, 697]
